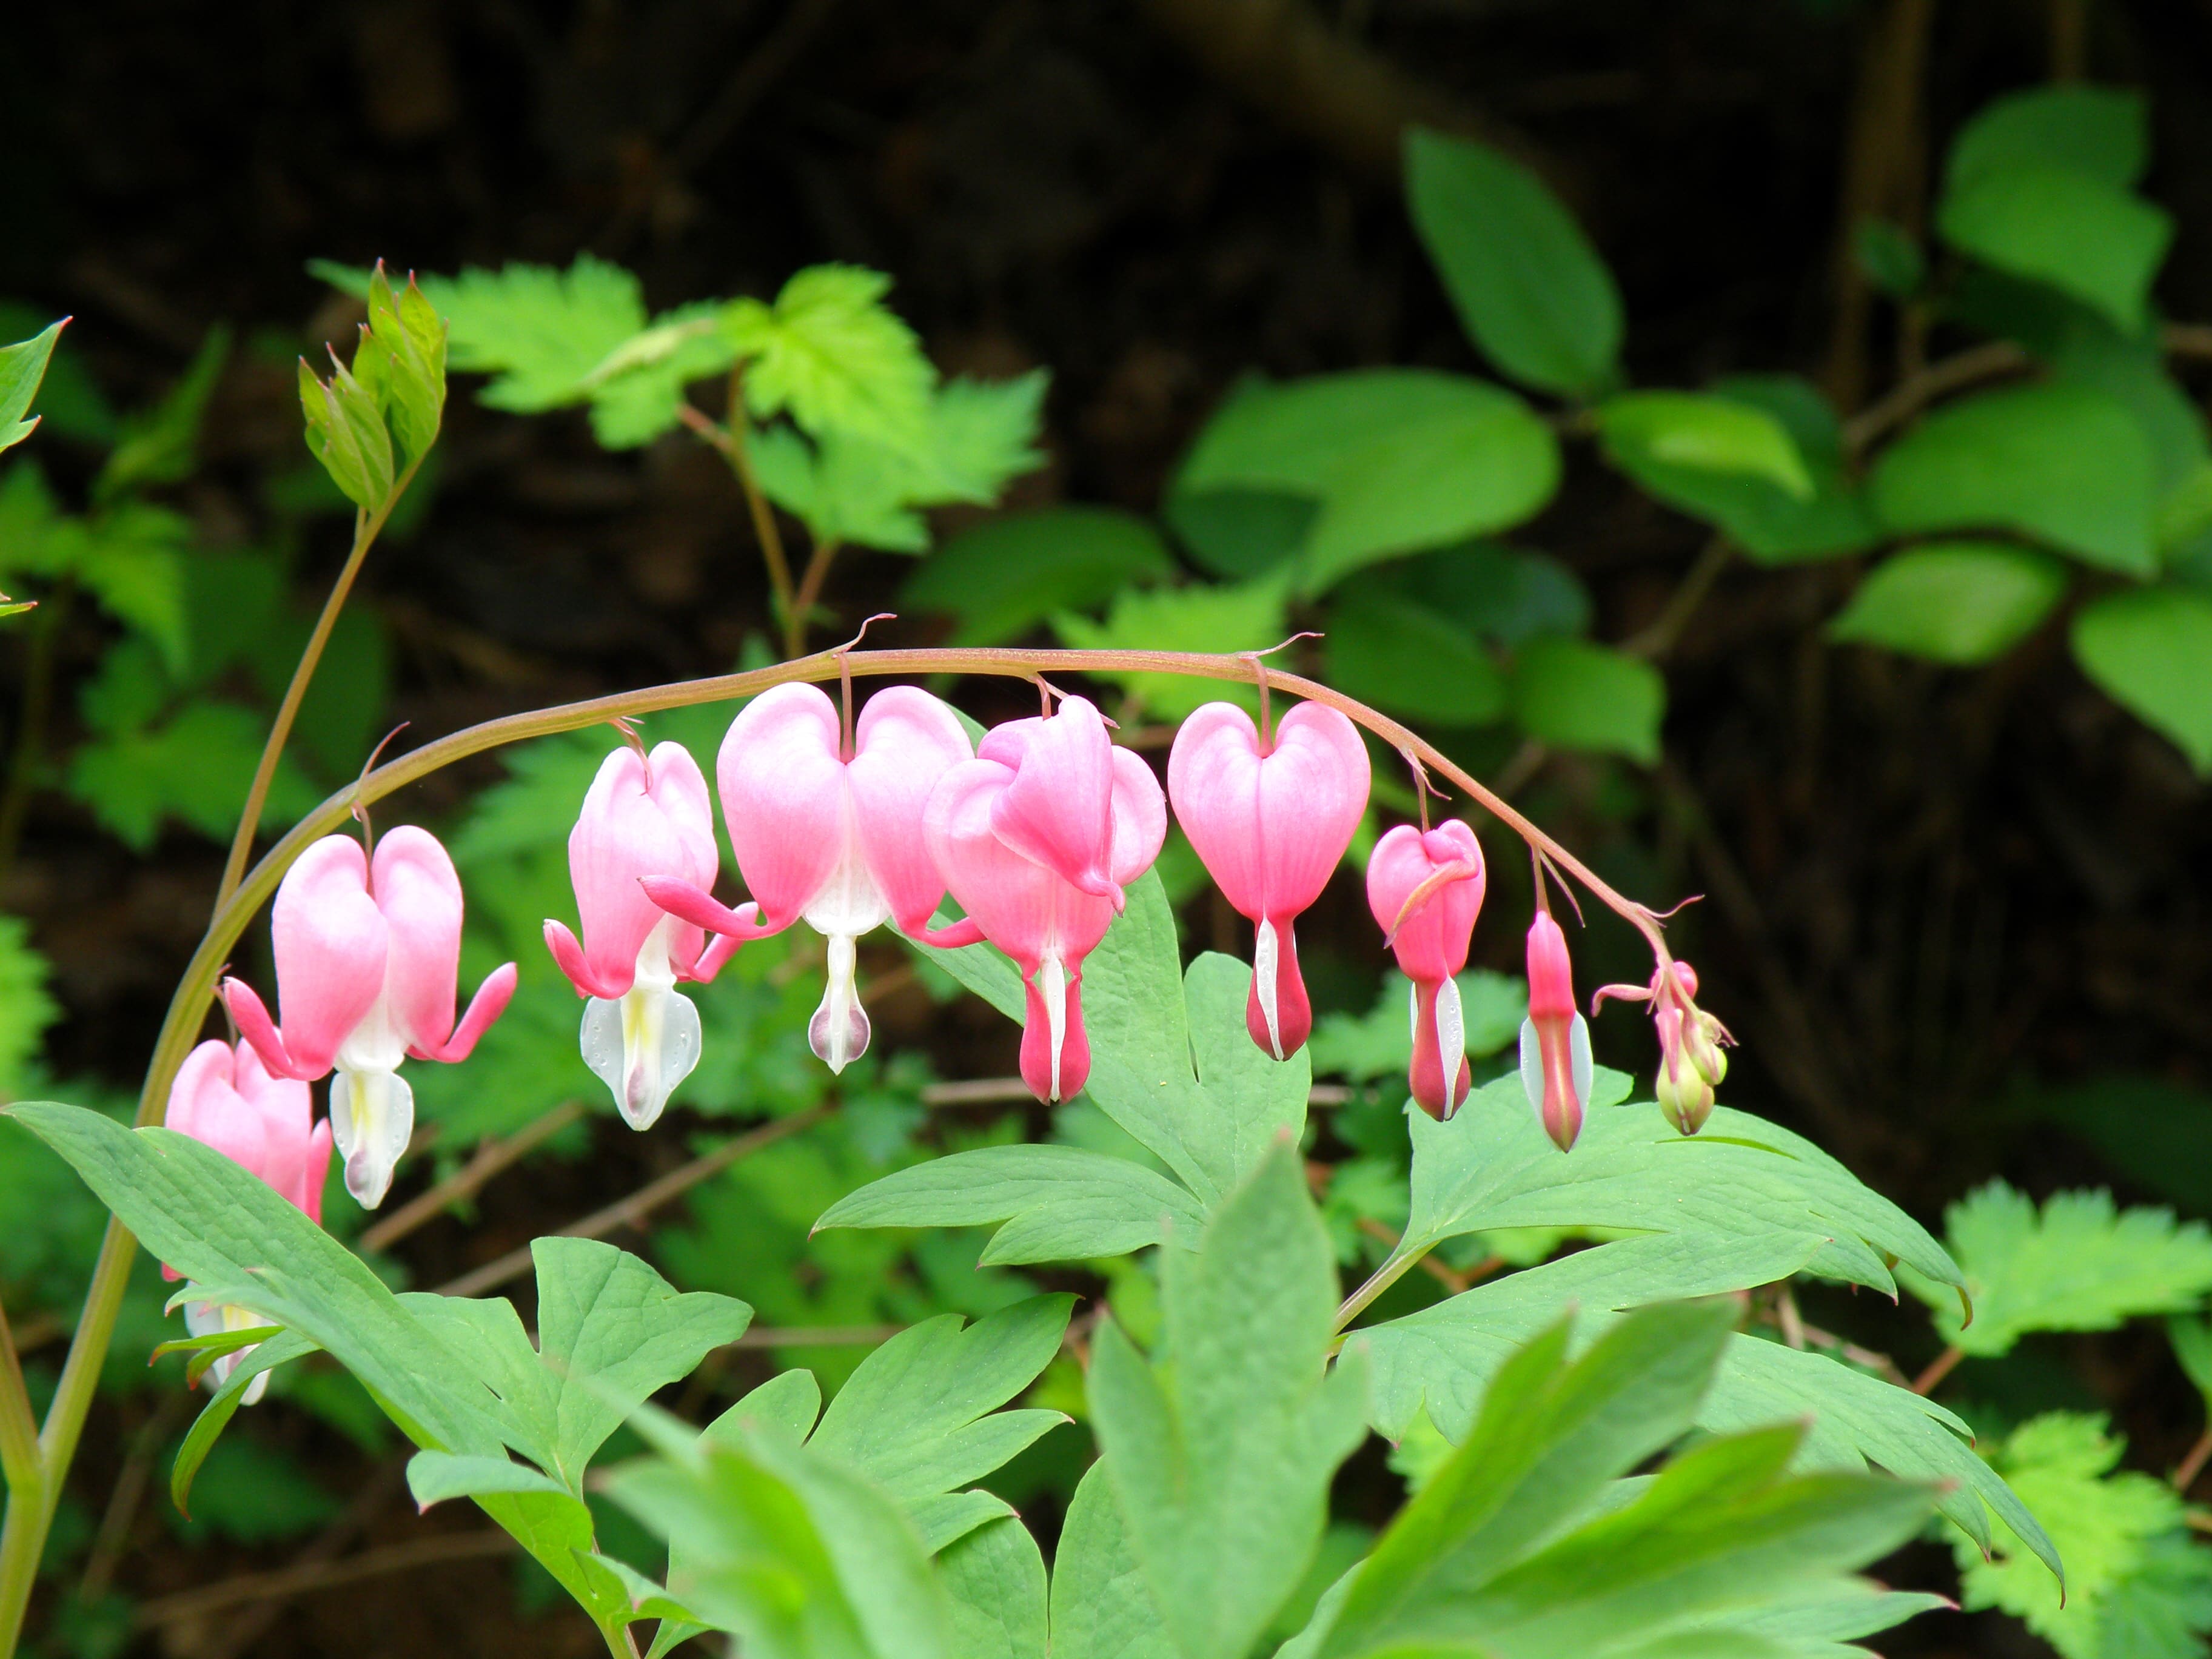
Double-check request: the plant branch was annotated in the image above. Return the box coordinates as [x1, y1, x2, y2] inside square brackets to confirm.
[1911, 1344, 1964, 1396]
[1625, 537, 1733, 662]
[0, 1310, 36, 1502]
[2175, 1427, 2212, 1494]
[788, 536, 842, 655]
[0, 583, 73, 880]
[685, 375, 795, 643]
[1841, 340, 2028, 458]
[357, 1101, 587, 1255]
[215, 454, 426, 910]
[432, 1106, 829, 1299]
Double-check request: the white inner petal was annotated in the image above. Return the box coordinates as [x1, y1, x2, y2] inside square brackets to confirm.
[1436, 973, 1464, 1085]
[809, 933, 871, 1073]
[802, 795, 890, 939]
[1253, 917, 1282, 1059]
[184, 1301, 271, 1403]
[580, 923, 700, 1130]
[329, 1065, 414, 1209]
[1518, 1017, 1543, 1119]
[333, 992, 406, 1075]
[1040, 951, 1068, 1101]
[1569, 1011, 1594, 1110]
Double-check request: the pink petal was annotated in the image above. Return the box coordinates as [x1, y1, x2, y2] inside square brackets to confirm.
[412, 961, 517, 1064]
[925, 760, 1118, 975]
[544, 918, 626, 1000]
[1366, 820, 1485, 985]
[1525, 911, 1577, 1020]
[641, 876, 779, 942]
[985, 695, 1119, 902]
[1409, 979, 1472, 1119]
[717, 683, 848, 928]
[684, 930, 746, 984]
[1170, 701, 1367, 921]
[165, 1040, 268, 1175]
[369, 827, 464, 1056]
[233, 1041, 319, 1213]
[301, 1119, 334, 1226]
[221, 977, 315, 1081]
[1019, 970, 1091, 1104]
[848, 687, 974, 932]
[560, 745, 703, 999]
[267, 835, 388, 1079]
[1105, 748, 1167, 890]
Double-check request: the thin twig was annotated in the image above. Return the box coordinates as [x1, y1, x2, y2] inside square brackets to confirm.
[1912, 1344, 1965, 1396]
[434, 1107, 828, 1299]
[133, 1530, 514, 1627]
[76, 1390, 189, 1601]
[1624, 537, 1733, 662]
[1840, 340, 2028, 457]
[2174, 1427, 2212, 1494]
[789, 537, 842, 654]
[357, 1101, 587, 1255]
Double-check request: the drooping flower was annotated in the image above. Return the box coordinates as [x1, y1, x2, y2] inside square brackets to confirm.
[1168, 700, 1369, 1060]
[1592, 958, 1729, 1134]
[222, 828, 516, 1210]
[643, 682, 976, 1075]
[924, 694, 1165, 1103]
[1365, 819, 1486, 1119]
[1520, 911, 1594, 1151]
[545, 740, 739, 1130]
[164, 1039, 333, 1401]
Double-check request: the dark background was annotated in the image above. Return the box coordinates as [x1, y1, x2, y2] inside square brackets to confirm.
[6, 1, 2212, 1654]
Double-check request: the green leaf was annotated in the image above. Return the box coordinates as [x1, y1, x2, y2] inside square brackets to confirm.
[298, 355, 395, 513]
[171, 1329, 320, 1516]
[0, 917, 57, 1095]
[0, 320, 64, 453]
[1322, 588, 1507, 724]
[808, 1295, 1073, 1507]
[2071, 585, 2212, 773]
[360, 263, 449, 463]
[1388, 541, 1594, 643]
[940, 1517, 1047, 1659]
[1598, 393, 1812, 500]
[1870, 381, 2157, 575]
[95, 326, 229, 502]
[1176, 370, 1559, 594]
[529, 1236, 754, 1482]
[581, 303, 737, 449]
[813, 1144, 1208, 1265]
[1904, 1182, 2212, 1358]
[1954, 1413, 2212, 1659]
[429, 255, 653, 412]
[2170, 1316, 2212, 1413]
[1088, 1145, 1370, 1659]
[1510, 636, 1664, 762]
[1940, 167, 2172, 334]
[902, 507, 1173, 646]
[724, 264, 935, 451]
[406, 1452, 569, 1507]
[1854, 218, 1926, 298]
[65, 699, 320, 852]
[1828, 541, 2067, 664]
[1050, 1462, 1177, 1659]
[1052, 579, 1287, 720]
[1946, 85, 2149, 198]
[1164, 488, 1317, 579]
[1403, 128, 1623, 398]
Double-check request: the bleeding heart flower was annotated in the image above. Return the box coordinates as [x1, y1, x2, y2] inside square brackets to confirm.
[222, 828, 516, 1210]
[164, 1038, 333, 1401]
[545, 740, 739, 1130]
[924, 694, 1165, 1103]
[1366, 820, 1486, 1119]
[643, 682, 975, 1076]
[1520, 911, 1594, 1151]
[1592, 958, 1729, 1134]
[1168, 700, 1369, 1060]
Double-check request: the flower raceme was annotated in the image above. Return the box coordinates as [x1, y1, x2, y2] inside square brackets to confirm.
[1594, 959, 1729, 1133]
[221, 828, 516, 1210]
[164, 1039, 332, 1400]
[545, 741, 739, 1130]
[643, 683, 976, 1076]
[925, 694, 1165, 1104]
[1520, 911, 1594, 1151]
[1168, 700, 1369, 1060]
[1366, 819, 1486, 1119]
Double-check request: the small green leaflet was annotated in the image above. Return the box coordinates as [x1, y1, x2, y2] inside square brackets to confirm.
[724, 264, 935, 452]
[1829, 541, 2067, 665]
[0, 319, 65, 454]
[2070, 585, 2212, 775]
[1903, 1182, 2212, 1358]
[1597, 392, 1813, 500]
[0, 917, 58, 1096]
[1945, 85, 2150, 196]
[902, 506, 1175, 646]
[1509, 636, 1664, 763]
[1954, 1413, 2212, 1659]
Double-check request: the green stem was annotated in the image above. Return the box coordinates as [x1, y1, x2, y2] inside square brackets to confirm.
[215, 455, 424, 910]
[0, 583, 74, 881]
[1335, 1244, 1429, 1335]
[788, 537, 842, 656]
[0, 643, 1683, 1659]
[0, 1309, 36, 1499]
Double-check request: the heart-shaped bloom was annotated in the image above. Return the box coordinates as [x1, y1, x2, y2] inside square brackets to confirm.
[925, 695, 1165, 1103]
[165, 1039, 333, 1401]
[1366, 819, 1486, 1119]
[1520, 911, 1594, 1151]
[1168, 700, 1369, 1060]
[222, 828, 516, 1210]
[545, 741, 738, 1130]
[644, 683, 975, 1076]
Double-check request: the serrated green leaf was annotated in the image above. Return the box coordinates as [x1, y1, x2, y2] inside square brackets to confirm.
[813, 1144, 1207, 1264]
[1050, 1461, 1177, 1659]
[360, 263, 448, 463]
[0, 917, 57, 1096]
[170, 1329, 320, 1517]
[1176, 370, 1559, 594]
[902, 507, 1173, 646]
[1870, 381, 2157, 575]
[808, 1295, 1073, 1504]
[1510, 635, 1665, 762]
[0, 319, 64, 453]
[1940, 167, 2172, 335]
[65, 699, 319, 851]
[583, 301, 738, 449]
[1403, 129, 1621, 398]
[1955, 1412, 2212, 1659]
[1599, 392, 1813, 500]
[725, 264, 935, 451]
[406, 1451, 569, 1507]
[1829, 541, 2067, 664]
[1322, 587, 1507, 725]
[2071, 585, 2212, 773]
[1946, 85, 2149, 197]
[1052, 579, 1287, 720]
[1089, 1145, 1370, 1659]
[95, 326, 228, 503]
[1905, 1182, 2212, 1357]
[431, 255, 650, 412]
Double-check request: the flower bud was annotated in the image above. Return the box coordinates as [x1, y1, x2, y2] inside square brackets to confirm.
[1519, 911, 1592, 1151]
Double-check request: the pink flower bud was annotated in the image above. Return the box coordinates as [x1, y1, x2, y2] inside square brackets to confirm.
[1591, 958, 1729, 1136]
[221, 828, 515, 1210]
[1168, 701, 1369, 1061]
[1520, 911, 1592, 1151]
[544, 742, 734, 1130]
[642, 683, 976, 1082]
[924, 694, 1165, 1103]
[165, 1039, 334, 1400]
[1365, 820, 1486, 1118]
